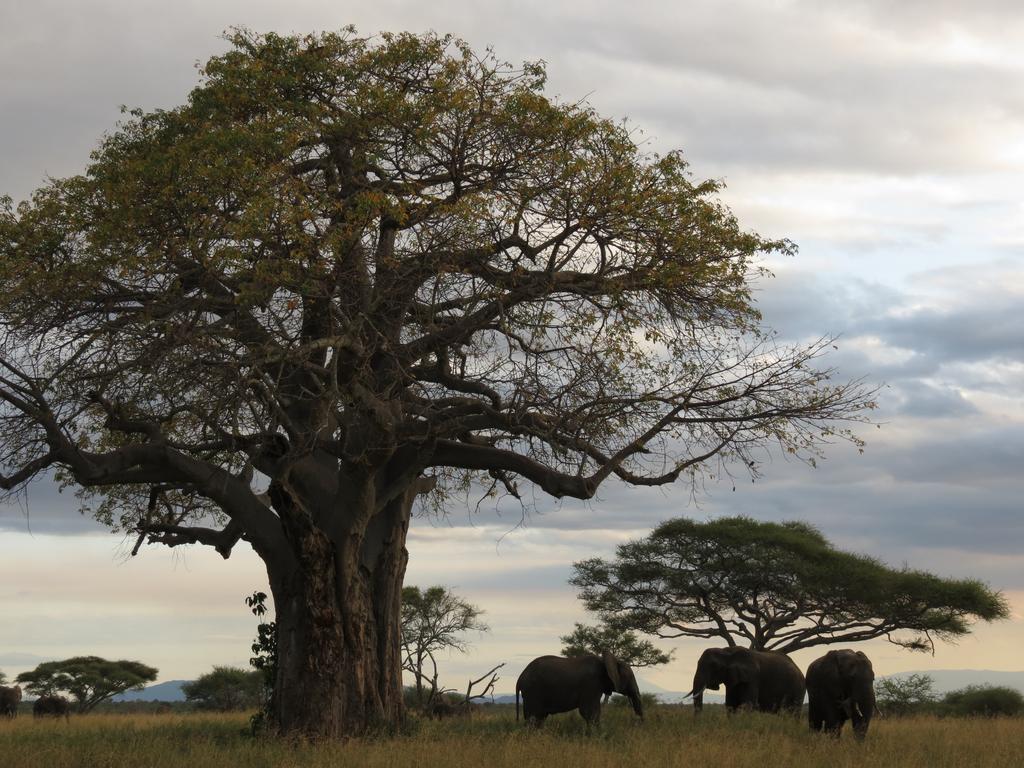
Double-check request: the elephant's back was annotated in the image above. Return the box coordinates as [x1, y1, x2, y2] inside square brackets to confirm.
[805, 655, 831, 684]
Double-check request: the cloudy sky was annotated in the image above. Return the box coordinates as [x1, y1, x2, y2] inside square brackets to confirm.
[1, 0, 1022, 693]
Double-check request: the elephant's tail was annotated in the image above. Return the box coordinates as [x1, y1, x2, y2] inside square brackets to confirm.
[515, 685, 520, 721]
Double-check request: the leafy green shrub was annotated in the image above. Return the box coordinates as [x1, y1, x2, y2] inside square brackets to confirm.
[875, 673, 938, 716]
[245, 591, 277, 734]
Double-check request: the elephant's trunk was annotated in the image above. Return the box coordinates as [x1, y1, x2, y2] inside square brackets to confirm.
[692, 688, 705, 714]
[629, 690, 644, 721]
[691, 666, 710, 715]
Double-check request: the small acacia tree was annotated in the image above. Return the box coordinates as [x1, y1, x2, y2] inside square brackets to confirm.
[874, 673, 937, 716]
[183, 666, 263, 711]
[0, 29, 874, 737]
[401, 585, 487, 707]
[15, 656, 158, 712]
[572, 517, 1008, 653]
[560, 622, 672, 668]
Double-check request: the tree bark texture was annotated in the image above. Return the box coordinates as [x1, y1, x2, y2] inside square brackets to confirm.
[267, 483, 411, 738]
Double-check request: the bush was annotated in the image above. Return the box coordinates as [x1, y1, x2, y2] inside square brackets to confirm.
[875, 674, 937, 716]
[182, 667, 263, 711]
[941, 685, 1024, 717]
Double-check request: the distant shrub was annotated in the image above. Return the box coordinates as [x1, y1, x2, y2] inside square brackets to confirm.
[182, 667, 262, 711]
[941, 685, 1024, 717]
[404, 686, 467, 714]
[610, 692, 659, 710]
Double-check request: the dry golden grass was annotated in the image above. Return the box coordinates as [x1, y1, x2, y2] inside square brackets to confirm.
[1, 706, 1022, 767]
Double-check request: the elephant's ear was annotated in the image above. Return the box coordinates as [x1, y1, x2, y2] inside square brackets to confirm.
[736, 653, 758, 684]
[603, 650, 622, 691]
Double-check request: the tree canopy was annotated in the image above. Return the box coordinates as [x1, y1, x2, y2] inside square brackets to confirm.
[942, 685, 1024, 717]
[182, 666, 264, 711]
[15, 656, 158, 712]
[571, 516, 1008, 653]
[401, 585, 487, 707]
[0, 27, 873, 737]
[560, 622, 672, 668]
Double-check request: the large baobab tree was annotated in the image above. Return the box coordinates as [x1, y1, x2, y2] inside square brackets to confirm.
[0, 29, 873, 738]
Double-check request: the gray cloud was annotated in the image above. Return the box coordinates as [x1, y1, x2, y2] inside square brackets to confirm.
[754, 263, 1024, 385]
[501, 3, 1024, 176]
[4, 0, 1024, 204]
[886, 380, 979, 418]
[0, 477, 104, 536]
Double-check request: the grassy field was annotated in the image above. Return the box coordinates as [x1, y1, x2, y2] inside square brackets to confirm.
[1, 706, 1022, 768]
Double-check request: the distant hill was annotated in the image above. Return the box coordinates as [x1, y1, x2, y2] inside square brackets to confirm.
[111, 680, 189, 702]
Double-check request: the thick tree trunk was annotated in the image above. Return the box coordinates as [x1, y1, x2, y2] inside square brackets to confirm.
[265, 487, 411, 738]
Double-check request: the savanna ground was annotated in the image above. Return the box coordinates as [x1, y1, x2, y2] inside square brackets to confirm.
[1, 706, 1021, 768]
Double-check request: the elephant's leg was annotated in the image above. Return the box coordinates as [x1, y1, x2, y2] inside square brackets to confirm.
[580, 699, 601, 733]
[808, 701, 826, 732]
[724, 686, 743, 713]
[825, 711, 844, 739]
[727, 684, 756, 712]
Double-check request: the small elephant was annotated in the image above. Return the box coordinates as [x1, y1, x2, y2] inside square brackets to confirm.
[516, 651, 643, 731]
[0, 685, 22, 718]
[33, 695, 71, 721]
[806, 649, 875, 740]
[689, 646, 805, 714]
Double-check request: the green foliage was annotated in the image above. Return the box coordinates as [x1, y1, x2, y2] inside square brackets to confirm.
[401, 586, 487, 707]
[15, 656, 158, 713]
[572, 516, 1009, 653]
[0, 27, 876, 540]
[0, 26, 878, 738]
[0, 669, 6, 685]
[560, 622, 672, 668]
[941, 685, 1024, 717]
[182, 667, 263, 711]
[875, 674, 939, 716]
[245, 591, 276, 732]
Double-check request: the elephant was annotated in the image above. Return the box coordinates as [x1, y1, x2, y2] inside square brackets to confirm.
[0, 685, 22, 718]
[516, 651, 643, 730]
[689, 646, 805, 714]
[806, 649, 875, 740]
[33, 695, 71, 721]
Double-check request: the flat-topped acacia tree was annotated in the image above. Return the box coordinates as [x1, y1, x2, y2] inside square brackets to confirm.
[0, 29, 874, 738]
